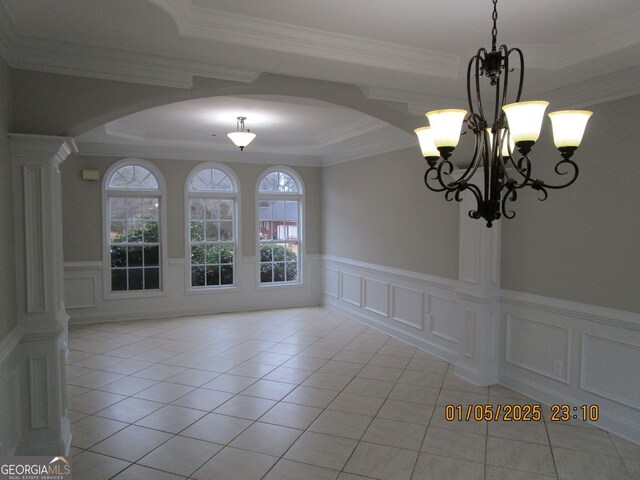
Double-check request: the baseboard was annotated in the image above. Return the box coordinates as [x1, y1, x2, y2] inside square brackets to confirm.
[500, 372, 640, 444]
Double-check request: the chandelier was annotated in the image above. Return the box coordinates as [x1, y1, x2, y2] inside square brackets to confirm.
[415, 0, 592, 227]
[227, 116, 256, 151]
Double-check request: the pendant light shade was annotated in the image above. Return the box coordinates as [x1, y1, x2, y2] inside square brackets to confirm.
[227, 117, 256, 151]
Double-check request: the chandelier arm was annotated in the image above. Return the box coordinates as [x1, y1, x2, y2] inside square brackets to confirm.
[506, 47, 525, 103]
[462, 182, 485, 220]
[500, 182, 518, 219]
[471, 50, 488, 119]
[535, 158, 580, 190]
[423, 164, 450, 193]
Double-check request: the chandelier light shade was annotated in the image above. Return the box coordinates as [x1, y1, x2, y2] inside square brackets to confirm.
[414, 126, 440, 159]
[227, 116, 256, 151]
[416, 0, 592, 227]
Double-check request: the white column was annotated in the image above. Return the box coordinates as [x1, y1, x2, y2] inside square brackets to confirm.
[453, 171, 501, 386]
[10, 134, 77, 455]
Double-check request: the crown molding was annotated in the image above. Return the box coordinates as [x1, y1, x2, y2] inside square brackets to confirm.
[363, 63, 640, 115]
[149, 0, 462, 80]
[0, 1, 259, 88]
[544, 64, 640, 109]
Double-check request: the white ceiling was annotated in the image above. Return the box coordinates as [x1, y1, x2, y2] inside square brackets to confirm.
[2, 0, 640, 164]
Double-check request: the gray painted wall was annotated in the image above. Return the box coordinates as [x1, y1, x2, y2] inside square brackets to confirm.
[61, 156, 322, 261]
[0, 58, 16, 339]
[501, 94, 640, 312]
[321, 147, 460, 279]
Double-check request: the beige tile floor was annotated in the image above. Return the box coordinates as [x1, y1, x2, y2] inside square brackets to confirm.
[66, 306, 640, 480]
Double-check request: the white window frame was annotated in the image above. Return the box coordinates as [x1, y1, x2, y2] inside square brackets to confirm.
[185, 162, 240, 293]
[102, 158, 168, 299]
[256, 166, 304, 288]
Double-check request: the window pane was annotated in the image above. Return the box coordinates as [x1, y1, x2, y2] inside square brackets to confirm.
[273, 262, 286, 282]
[110, 221, 125, 243]
[286, 262, 298, 282]
[260, 244, 273, 262]
[128, 246, 143, 267]
[144, 246, 159, 266]
[192, 266, 205, 287]
[206, 245, 219, 265]
[221, 265, 233, 285]
[220, 245, 233, 264]
[271, 200, 285, 221]
[127, 197, 143, 219]
[204, 199, 219, 220]
[273, 244, 285, 261]
[190, 199, 205, 220]
[205, 221, 219, 241]
[128, 268, 143, 290]
[143, 198, 159, 219]
[286, 201, 298, 222]
[285, 244, 297, 261]
[219, 221, 233, 241]
[127, 221, 144, 243]
[190, 221, 205, 242]
[191, 245, 205, 265]
[259, 200, 272, 221]
[260, 264, 273, 283]
[219, 200, 233, 220]
[206, 265, 220, 286]
[111, 269, 127, 291]
[111, 246, 126, 268]
[143, 221, 159, 242]
[109, 197, 127, 220]
[144, 268, 160, 289]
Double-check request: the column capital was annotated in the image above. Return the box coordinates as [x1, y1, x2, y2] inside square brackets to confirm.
[9, 134, 77, 170]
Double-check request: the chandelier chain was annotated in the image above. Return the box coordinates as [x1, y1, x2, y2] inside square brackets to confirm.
[491, 0, 498, 52]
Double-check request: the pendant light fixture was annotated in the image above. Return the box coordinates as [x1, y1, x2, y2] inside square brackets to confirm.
[227, 116, 256, 151]
[415, 0, 592, 227]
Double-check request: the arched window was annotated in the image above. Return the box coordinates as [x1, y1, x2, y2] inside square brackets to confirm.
[104, 160, 164, 293]
[186, 163, 238, 289]
[257, 167, 303, 284]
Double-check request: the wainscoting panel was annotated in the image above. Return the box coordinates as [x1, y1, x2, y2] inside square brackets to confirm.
[363, 278, 389, 317]
[65, 254, 323, 324]
[505, 314, 570, 384]
[500, 290, 640, 444]
[340, 272, 362, 307]
[581, 334, 640, 410]
[430, 295, 459, 346]
[391, 285, 424, 330]
[323, 255, 459, 362]
[323, 268, 340, 299]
